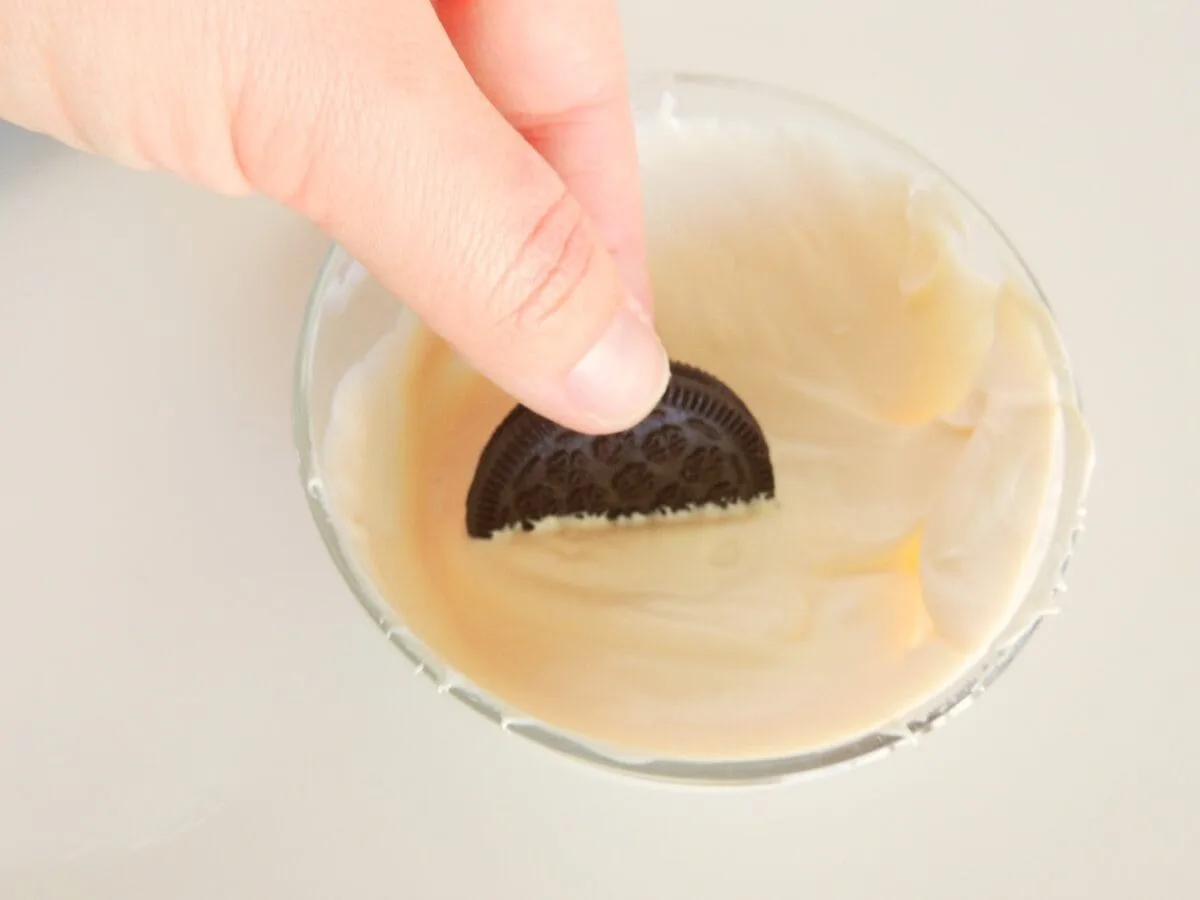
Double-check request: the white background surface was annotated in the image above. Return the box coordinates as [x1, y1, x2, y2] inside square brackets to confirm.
[0, 1, 1195, 897]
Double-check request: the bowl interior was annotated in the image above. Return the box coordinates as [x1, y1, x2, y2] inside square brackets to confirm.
[294, 72, 1094, 786]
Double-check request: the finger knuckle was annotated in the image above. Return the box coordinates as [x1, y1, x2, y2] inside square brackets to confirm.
[491, 189, 598, 332]
[227, 25, 362, 221]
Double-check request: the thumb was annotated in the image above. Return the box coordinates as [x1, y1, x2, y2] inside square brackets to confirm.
[237, 4, 669, 434]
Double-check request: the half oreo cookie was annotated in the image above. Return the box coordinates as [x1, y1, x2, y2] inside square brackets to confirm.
[465, 362, 775, 539]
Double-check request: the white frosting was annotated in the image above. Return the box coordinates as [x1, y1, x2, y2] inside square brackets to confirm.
[320, 121, 1077, 760]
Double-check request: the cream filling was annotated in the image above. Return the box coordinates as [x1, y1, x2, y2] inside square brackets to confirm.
[321, 122, 1074, 760]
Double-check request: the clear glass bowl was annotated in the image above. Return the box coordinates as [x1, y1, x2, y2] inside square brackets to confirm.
[294, 72, 1094, 786]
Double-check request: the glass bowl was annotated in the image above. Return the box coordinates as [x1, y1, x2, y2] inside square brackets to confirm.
[294, 72, 1094, 786]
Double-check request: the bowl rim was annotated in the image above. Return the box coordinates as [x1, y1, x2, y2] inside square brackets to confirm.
[293, 70, 1095, 787]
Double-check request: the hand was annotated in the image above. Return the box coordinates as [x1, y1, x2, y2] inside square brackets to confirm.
[0, 0, 669, 433]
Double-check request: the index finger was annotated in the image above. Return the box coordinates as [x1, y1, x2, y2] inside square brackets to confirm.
[435, 0, 652, 310]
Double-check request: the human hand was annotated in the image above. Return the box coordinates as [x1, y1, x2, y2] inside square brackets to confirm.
[0, 0, 668, 432]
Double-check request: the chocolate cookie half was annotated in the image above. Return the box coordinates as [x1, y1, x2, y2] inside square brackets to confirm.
[465, 362, 775, 539]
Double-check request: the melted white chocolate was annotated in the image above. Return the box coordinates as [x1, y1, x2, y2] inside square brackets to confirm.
[321, 123, 1076, 760]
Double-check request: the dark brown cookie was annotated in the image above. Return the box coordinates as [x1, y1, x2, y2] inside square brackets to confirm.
[465, 362, 775, 538]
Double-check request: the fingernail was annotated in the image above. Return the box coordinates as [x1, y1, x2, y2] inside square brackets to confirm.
[565, 294, 670, 431]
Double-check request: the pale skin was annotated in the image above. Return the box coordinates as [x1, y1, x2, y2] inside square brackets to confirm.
[0, 0, 670, 433]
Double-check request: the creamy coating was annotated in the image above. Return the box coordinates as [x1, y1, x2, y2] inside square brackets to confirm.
[321, 123, 1071, 760]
